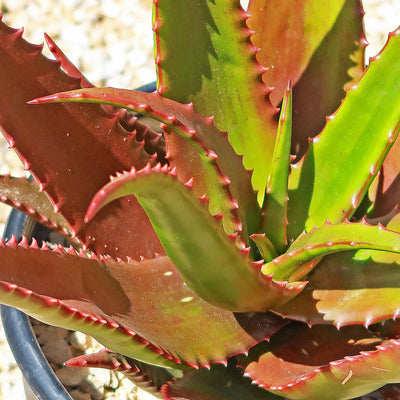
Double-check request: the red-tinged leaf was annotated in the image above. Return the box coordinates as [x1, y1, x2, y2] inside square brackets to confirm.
[240, 323, 400, 400]
[30, 87, 261, 242]
[0, 18, 163, 259]
[248, 0, 345, 106]
[154, 0, 278, 202]
[273, 250, 400, 327]
[164, 130, 244, 242]
[162, 363, 281, 400]
[66, 349, 173, 397]
[248, 0, 365, 158]
[0, 175, 72, 237]
[290, 0, 366, 158]
[0, 237, 275, 367]
[85, 165, 305, 312]
[274, 214, 400, 327]
[44, 32, 167, 162]
[44, 32, 93, 88]
[262, 220, 400, 282]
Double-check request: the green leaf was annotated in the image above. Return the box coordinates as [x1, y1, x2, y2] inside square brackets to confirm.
[85, 166, 305, 312]
[29, 87, 261, 244]
[274, 213, 400, 326]
[250, 234, 277, 262]
[160, 128, 246, 241]
[153, 0, 278, 201]
[263, 220, 400, 282]
[240, 323, 400, 400]
[259, 86, 292, 253]
[275, 249, 400, 327]
[287, 29, 400, 239]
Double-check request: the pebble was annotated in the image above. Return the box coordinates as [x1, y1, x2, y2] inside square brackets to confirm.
[56, 365, 89, 387]
[42, 339, 74, 365]
[33, 324, 69, 345]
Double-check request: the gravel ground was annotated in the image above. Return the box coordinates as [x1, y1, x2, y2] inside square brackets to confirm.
[0, 0, 399, 399]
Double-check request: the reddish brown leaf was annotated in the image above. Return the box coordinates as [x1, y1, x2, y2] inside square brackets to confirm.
[0, 18, 164, 259]
[0, 238, 270, 367]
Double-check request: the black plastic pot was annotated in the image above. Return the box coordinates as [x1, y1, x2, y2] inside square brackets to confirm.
[1, 81, 157, 400]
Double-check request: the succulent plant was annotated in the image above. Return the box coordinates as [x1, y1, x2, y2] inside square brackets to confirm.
[0, 0, 400, 399]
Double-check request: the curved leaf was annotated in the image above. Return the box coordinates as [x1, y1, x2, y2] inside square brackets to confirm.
[0, 236, 270, 368]
[263, 220, 400, 282]
[0, 17, 163, 260]
[29, 87, 261, 242]
[240, 323, 400, 400]
[275, 249, 400, 327]
[85, 165, 305, 312]
[250, 234, 277, 262]
[0, 175, 71, 237]
[274, 214, 400, 327]
[162, 129, 244, 241]
[287, 28, 400, 239]
[66, 349, 174, 398]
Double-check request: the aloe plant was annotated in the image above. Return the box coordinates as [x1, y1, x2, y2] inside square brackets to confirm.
[0, 1, 400, 399]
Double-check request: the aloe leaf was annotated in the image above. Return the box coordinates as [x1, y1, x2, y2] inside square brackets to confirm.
[287, 28, 400, 240]
[259, 87, 292, 253]
[66, 349, 175, 397]
[163, 129, 245, 241]
[44, 33, 93, 88]
[250, 234, 277, 262]
[274, 213, 400, 327]
[248, 0, 346, 105]
[29, 87, 261, 242]
[275, 249, 400, 328]
[84, 165, 305, 312]
[0, 237, 272, 368]
[262, 220, 400, 282]
[162, 364, 282, 400]
[0, 18, 163, 260]
[290, 0, 366, 158]
[153, 0, 278, 201]
[0, 238, 180, 369]
[240, 323, 400, 400]
[371, 124, 400, 217]
[0, 175, 72, 237]
[248, 0, 365, 158]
